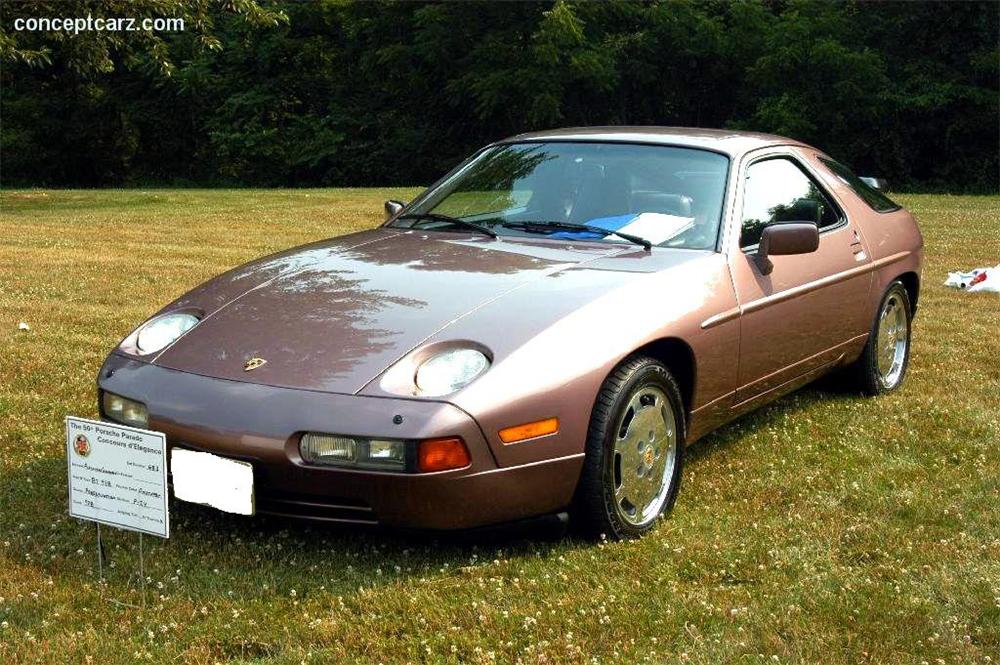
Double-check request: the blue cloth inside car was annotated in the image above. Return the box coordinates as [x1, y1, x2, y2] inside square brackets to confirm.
[548, 214, 638, 239]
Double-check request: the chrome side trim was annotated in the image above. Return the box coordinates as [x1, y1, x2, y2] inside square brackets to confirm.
[741, 251, 910, 316]
[700, 308, 741, 330]
[700, 250, 910, 329]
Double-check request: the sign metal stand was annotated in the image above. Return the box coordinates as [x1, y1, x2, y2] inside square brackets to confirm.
[94, 524, 148, 609]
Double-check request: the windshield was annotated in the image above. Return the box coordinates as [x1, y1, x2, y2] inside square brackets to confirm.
[395, 142, 730, 249]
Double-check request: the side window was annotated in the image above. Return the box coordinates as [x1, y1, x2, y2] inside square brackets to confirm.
[819, 157, 900, 213]
[740, 158, 841, 249]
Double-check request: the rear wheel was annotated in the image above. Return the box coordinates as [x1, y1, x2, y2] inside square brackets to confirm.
[573, 356, 684, 540]
[851, 281, 912, 395]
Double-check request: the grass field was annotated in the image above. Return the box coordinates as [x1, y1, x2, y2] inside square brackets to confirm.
[0, 189, 998, 664]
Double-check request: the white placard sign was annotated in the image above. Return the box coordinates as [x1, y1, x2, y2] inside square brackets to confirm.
[66, 416, 169, 538]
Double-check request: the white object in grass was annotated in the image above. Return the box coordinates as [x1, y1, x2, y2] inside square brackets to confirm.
[944, 264, 1000, 293]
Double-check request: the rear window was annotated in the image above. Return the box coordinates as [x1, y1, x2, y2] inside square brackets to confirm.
[819, 157, 900, 213]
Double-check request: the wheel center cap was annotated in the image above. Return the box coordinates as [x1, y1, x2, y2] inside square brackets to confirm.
[642, 448, 655, 467]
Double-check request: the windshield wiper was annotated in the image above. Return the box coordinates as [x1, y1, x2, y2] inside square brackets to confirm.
[500, 220, 651, 250]
[395, 212, 498, 239]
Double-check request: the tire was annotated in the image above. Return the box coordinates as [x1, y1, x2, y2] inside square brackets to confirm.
[851, 280, 913, 395]
[572, 355, 685, 540]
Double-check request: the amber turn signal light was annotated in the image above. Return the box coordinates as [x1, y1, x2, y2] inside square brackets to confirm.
[417, 437, 471, 472]
[498, 417, 559, 444]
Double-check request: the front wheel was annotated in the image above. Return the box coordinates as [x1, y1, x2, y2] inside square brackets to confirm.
[573, 356, 685, 540]
[851, 280, 913, 395]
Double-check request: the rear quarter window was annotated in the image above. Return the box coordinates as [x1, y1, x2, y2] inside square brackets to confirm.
[819, 157, 901, 213]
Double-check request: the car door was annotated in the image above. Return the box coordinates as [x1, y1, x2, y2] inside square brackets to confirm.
[728, 149, 873, 405]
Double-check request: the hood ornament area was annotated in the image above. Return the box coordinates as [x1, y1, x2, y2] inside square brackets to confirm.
[243, 357, 267, 372]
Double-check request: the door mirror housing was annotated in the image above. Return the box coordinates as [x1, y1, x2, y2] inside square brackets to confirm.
[384, 199, 406, 221]
[754, 222, 820, 275]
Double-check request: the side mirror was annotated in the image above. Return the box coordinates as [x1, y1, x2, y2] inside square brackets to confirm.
[754, 222, 819, 275]
[384, 199, 406, 221]
[860, 176, 889, 191]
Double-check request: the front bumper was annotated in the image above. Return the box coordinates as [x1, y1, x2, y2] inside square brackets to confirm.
[97, 354, 582, 530]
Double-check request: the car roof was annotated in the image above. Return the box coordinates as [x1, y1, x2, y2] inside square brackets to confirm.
[501, 126, 809, 157]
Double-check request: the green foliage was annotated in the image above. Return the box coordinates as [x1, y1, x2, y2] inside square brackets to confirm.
[0, 0, 996, 190]
[0, 0, 287, 76]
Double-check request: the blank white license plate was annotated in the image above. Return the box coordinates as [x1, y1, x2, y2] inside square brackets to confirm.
[170, 448, 254, 515]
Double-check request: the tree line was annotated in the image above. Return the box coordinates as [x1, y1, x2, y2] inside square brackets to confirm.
[1, 0, 997, 191]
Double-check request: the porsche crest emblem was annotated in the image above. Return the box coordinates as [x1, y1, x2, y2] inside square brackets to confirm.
[244, 357, 267, 372]
[73, 434, 91, 457]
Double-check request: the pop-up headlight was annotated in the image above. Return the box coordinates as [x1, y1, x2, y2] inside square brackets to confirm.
[133, 312, 200, 355]
[414, 348, 490, 396]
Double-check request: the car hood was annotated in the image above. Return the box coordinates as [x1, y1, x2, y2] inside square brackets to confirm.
[149, 229, 634, 393]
